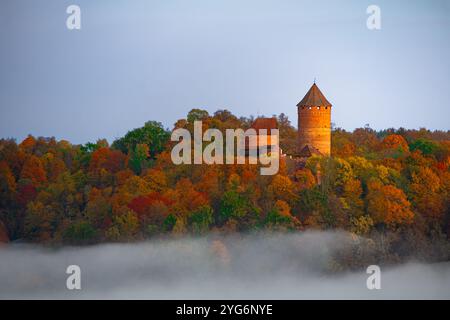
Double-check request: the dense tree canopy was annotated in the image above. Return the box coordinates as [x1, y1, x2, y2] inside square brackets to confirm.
[0, 110, 449, 265]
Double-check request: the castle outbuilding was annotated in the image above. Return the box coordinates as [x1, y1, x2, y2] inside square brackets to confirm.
[297, 83, 332, 155]
[247, 117, 279, 156]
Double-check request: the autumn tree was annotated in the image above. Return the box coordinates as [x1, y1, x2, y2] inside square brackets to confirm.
[89, 147, 127, 174]
[105, 206, 139, 241]
[293, 168, 316, 190]
[142, 168, 168, 193]
[24, 201, 56, 241]
[128, 192, 172, 230]
[85, 187, 112, 229]
[332, 128, 356, 157]
[267, 174, 297, 205]
[42, 152, 67, 182]
[19, 135, 37, 153]
[409, 167, 444, 221]
[366, 180, 414, 228]
[352, 127, 379, 157]
[20, 155, 47, 186]
[264, 200, 300, 231]
[379, 134, 409, 158]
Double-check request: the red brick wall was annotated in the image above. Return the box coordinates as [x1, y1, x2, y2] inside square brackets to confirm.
[298, 106, 331, 155]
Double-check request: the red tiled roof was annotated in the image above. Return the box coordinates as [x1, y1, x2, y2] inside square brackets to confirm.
[250, 118, 278, 132]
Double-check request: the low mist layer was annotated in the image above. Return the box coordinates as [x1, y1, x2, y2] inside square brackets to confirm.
[0, 231, 449, 299]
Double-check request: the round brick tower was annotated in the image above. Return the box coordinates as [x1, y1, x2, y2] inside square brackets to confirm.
[297, 83, 332, 155]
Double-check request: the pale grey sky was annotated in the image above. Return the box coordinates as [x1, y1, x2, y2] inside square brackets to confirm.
[1, 0, 449, 144]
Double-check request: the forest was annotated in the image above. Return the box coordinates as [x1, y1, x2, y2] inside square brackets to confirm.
[0, 109, 449, 267]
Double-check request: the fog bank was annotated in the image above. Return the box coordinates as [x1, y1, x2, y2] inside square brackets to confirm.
[0, 231, 449, 299]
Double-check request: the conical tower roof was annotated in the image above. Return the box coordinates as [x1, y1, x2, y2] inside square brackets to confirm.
[297, 83, 332, 107]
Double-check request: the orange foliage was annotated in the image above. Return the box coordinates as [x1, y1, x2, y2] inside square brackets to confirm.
[165, 178, 209, 216]
[115, 169, 135, 187]
[409, 167, 444, 220]
[367, 180, 414, 227]
[341, 142, 356, 157]
[293, 168, 316, 190]
[128, 192, 173, 215]
[89, 147, 127, 174]
[379, 134, 409, 153]
[274, 200, 292, 217]
[19, 135, 36, 152]
[352, 128, 379, 151]
[20, 155, 47, 185]
[268, 175, 296, 203]
[196, 167, 221, 202]
[142, 168, 168, 192]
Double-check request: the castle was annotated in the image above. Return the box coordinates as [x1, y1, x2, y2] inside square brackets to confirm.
[296, 82, 332, 157]
[250, 82, 332, 158]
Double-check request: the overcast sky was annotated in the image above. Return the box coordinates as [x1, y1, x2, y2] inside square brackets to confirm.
[0, 0, 449, 144]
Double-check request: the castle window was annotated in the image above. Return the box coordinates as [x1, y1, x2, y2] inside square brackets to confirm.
[317, 106, 320, 110]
